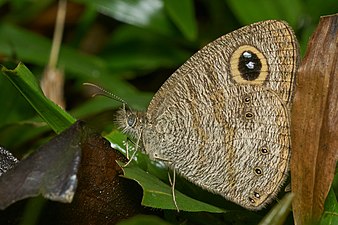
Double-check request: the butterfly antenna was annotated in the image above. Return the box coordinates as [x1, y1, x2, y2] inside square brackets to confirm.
[83, 83, 132, 110]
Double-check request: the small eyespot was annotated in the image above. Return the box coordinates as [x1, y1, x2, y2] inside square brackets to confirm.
[254, 192, 260, 198]
[254, 168, 263, 175]
[249, 197, 255, 204]
[245, 112, 254, 119]
[243, 95, 251, 104]
[260, 147, 269, 154]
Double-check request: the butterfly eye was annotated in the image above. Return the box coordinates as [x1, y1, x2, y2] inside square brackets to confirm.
[127, 114, 137, 127]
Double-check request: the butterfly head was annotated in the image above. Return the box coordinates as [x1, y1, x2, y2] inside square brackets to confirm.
[115, 104, 146, 141]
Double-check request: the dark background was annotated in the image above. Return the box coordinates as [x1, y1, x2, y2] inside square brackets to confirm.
[0, 0, 336, 224]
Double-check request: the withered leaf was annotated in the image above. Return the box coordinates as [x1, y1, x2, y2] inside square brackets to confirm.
[0, 121, 86, 209]
[291, 14, 338, 225]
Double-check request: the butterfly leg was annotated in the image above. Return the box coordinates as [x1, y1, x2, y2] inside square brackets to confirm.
[123, 132, 142, 167]
[124, 138, 130, 159]
[168, 169, 179, 212]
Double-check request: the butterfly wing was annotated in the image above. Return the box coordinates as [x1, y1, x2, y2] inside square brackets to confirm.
[143, 20, 299, 210]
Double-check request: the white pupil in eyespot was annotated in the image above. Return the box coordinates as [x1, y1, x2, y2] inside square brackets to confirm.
[246, 61, 255, 69]
[243, 51, 252, 58]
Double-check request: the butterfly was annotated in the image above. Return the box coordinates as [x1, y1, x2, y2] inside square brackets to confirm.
[116, 20, 299, 210]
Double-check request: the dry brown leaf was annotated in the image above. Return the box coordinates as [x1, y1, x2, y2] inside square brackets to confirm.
[291, 14, 338, 225]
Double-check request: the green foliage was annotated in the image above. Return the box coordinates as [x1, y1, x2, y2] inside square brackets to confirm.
[0, 0, 337, 224]
[1, 63, 75, 134]
[319, 176, 338, 225]
[119, 162, 224, 212]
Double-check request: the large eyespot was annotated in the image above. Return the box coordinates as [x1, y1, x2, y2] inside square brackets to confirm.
[230, 45, 268, 85]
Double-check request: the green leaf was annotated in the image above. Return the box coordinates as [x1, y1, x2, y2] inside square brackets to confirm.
[0, 121, 49, 150]
[20, 197, 47, 225]
[0, 23, 152, 109]
[107, 125, 226, 212]
[0, 0, 7, 7]
[103, 25, 191, 72]
[119, 162, 224, 212]
[164, 0, 197, 41]
[257, 193, 293, 225]
[226, 0, 303, 27]
[0, 77, 36, 127]
[1, 63, 75, 134]
[319, 188, 338, 225]
[76, 0, 175, 36]
[107, 129, 128, 156]
[106, 130, 169, 179]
